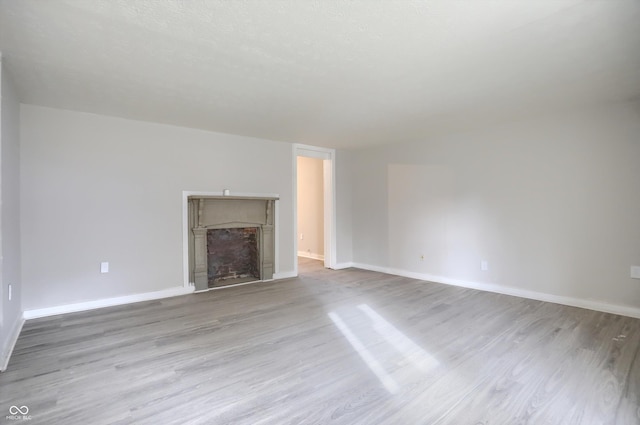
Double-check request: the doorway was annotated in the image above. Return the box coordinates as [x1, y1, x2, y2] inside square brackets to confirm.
[297, 156, 324, 271]
[293, 144, 336, 275]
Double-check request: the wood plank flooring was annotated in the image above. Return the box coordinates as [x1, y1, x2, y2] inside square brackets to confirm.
[1, 258, 639, 424]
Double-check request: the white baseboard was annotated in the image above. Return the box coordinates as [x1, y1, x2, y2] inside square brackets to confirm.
[1, 316, 25, 372]
[333, 262, 354, 270]
[351, 262, 640, 319]
[273, 270, 297, 280]
[297, 251, 325, 261]
[23, 286, 195, 320]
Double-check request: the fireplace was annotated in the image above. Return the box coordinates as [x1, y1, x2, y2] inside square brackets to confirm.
[188, 195, 278, 291]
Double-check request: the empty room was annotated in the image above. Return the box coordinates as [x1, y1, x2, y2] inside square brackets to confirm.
[1, 1, 639, 424]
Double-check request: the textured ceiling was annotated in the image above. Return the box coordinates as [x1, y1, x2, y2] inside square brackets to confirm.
[1, 0, 639, 149]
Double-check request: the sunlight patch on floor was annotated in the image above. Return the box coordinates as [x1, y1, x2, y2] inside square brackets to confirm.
[328, 311, 400, 394]
[357, 304, 439, 373]
[328, 304, 439, 394]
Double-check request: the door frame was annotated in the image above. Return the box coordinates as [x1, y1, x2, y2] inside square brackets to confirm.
[293, 144, 336, 274]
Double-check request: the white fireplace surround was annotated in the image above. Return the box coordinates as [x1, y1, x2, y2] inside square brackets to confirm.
[182, 191, 280, 291]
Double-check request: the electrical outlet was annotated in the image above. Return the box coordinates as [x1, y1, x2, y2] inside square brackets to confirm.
[101, 262, 109, 273]
[300, 234, 304, 240]
[631, 266, 640, 279]
[481, 260, 489, 271]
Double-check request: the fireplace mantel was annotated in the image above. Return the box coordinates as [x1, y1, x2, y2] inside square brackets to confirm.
[188, 195, 279, 291]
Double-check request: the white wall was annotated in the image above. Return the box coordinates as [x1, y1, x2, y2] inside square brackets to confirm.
[20, 105, 295, 311]
[296, 156, 324, 259]
[350, 102, 640, 313]
[1, 56, 23, 369]
[335, 150, 353, 266]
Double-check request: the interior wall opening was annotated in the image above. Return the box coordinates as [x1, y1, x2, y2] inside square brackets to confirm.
[293, 144, 335, 276]
[296, 156, 325, 269]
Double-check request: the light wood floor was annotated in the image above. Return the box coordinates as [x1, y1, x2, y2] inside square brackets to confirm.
[2, 258, 639, 424]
